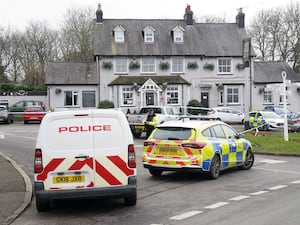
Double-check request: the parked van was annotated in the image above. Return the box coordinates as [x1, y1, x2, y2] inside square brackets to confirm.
[34, 109, 137, 211]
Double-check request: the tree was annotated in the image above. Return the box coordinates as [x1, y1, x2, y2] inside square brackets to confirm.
[248, 1, 300, 73]
[59, 6, 94, 62]
[0, 26, 11, 82]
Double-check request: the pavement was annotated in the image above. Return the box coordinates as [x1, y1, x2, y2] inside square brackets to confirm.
[0, 153, 32, 225]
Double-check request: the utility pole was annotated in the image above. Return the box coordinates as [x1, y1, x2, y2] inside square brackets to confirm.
[282, 71, 288, 141]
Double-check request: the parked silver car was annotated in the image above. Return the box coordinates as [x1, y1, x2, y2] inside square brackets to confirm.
[0, 105, 14, 124]
[207, 107, 244, 124]
[288, 112, 300, 132]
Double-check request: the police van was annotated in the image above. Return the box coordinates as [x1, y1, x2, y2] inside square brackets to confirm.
[34, 109, 137, 211]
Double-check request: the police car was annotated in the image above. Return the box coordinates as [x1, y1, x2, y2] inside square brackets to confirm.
[245, 111, 284, 131]
[142, 119, 254, 179]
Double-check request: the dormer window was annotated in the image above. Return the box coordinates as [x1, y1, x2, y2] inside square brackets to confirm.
[172, 26, 184, 43]
[113, 25, 125, 43]
[143, 26, 155, 43]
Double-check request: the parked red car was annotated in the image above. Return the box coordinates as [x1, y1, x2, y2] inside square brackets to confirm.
[23, 106, 46, 124]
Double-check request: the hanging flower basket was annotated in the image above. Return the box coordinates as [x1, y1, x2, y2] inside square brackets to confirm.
[159, 62, 170, 70]
[102, 61, 113, 70]
[187, 61, 198, 69]
[203, 63, 215, 71]
[236, 63, 245, 70]
[129, 61, 140, 70]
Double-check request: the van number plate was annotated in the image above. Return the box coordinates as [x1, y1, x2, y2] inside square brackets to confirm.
[53, 175, 85, 184]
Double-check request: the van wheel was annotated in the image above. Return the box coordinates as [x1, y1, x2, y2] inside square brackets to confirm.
[149, 169, 162, 177]
[239, 150, 254, 170]
[36, 198, 49, 212]
[208, 155, 220, 179]
[124, 191, 137, 206]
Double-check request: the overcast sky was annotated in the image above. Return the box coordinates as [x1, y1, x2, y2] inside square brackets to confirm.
[0, 0, 295, 30]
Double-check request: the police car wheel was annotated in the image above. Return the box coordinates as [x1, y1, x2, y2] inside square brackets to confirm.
[149, 169, 163, 177]
[124, 191, 137, 206]
[239, 150, 254, 170]
[209, 155, 220, 179]
[36, 198, 50, 212]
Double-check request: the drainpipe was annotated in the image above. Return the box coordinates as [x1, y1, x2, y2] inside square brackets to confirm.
[96, 56, 100, 107]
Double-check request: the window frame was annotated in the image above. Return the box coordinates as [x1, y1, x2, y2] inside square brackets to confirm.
[82, 91, 96, 107]
[121, 86, 135, 106]
[263, 90, 272, 104]
[171, 57, 184, 74]
[64, 90, 79, 107]
[115, 57, 128, 74]
[226, 86, 239, 104]
[142, 57, 156, 73]
[166, 86, 179, 105]
[217, 58, 232, 75]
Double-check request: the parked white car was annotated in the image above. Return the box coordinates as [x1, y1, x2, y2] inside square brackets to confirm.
[207, 107, 244, 124]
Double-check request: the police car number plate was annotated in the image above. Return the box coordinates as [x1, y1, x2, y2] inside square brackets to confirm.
[157, 148, 179, 156]
[135, 125, 144, 129]
[53, 175, 85, 184]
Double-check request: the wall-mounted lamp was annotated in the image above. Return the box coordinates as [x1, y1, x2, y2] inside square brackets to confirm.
[162, 82, 168, 91]
[133, 82, 139, 92]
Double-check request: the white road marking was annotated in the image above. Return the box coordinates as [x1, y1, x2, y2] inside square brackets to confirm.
[250, 190, 269, 196]
[229, 195, 250, 201]
[290, 180, 300, 184]
[269, 185, 288, 191]
[170, 211, 203, 220]
[258, 159, 287, 164]
[0, 134, 4, 139]
[204, 202, 229, 209]
[254, 167, 300, 175]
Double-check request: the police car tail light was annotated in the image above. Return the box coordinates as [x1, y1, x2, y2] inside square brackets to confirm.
[182, 142, 206, 150]
[34, 149, 43, 173]
[128, 144, 136, 168]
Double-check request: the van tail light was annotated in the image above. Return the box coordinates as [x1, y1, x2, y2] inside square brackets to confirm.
[128, 144, 136, 168]
[182, 142, 207, 151]
[144, 141, 155, 146]
[34, 149, 43, 173]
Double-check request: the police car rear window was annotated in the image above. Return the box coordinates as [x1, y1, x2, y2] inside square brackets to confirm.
[152, 127, 193, 140]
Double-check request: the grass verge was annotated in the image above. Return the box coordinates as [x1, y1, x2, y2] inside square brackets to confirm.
[244, 131, 300, 155]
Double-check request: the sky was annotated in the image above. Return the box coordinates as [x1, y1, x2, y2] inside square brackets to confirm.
[0, 0, 295, 30]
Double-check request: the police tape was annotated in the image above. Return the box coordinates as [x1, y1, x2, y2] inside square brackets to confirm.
[240, 122, 268, 136]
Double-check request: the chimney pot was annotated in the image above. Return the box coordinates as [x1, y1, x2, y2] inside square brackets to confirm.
[184, 4, 193, 25]
[236, 7, 245, 28]
[96, 3, 103, 23]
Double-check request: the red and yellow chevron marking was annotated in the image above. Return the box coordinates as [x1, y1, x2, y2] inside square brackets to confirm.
[35, 155, 135, 190]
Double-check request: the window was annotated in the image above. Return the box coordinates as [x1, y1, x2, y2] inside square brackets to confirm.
[113, 25, 125, 43]
[115, 58, 128, 73]
[279, 94, 289, 104]
[122, 87, 134, 105]
[172, 57, 184, 73]
[142, 57, 155, 73]
[218, 90, 224, 105]
[166, 86, 179, 104]
[64, 91, 79, 107]
[212, 125, 226, 139]
[115, 31, 124, 43]
[227, 86, 239, 104]
[172, 26, 184, 43]
[263, 91, 272, 103]
[143, 26, 155, 43]
[218, 58, 232, 74]
[222, 125, 237, 139]
[82, 91, 96, 107]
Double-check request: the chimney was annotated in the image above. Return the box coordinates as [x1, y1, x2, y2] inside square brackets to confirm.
[184, 4, 193, 25]
[96, 3, 103, 23]
[236, 8, 245, 28]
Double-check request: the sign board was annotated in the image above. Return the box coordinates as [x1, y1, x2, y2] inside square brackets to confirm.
[242, 38, 251, 67]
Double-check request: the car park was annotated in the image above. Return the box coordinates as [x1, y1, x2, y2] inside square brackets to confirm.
[245, 111, 284, 131]
[0, 105, 14, 124]
[207, 107, 244, 124]
[10, 100, 46, 113]
[288, 112, 300, 132]
[34, 109, 137, 211]
[23, 106, 46, 124]
[263, 105, 291, 117]
[142, 119, 254, 179]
